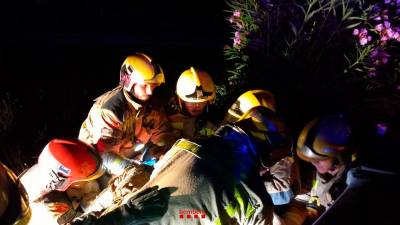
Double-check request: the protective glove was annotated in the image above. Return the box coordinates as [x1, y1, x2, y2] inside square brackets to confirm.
[110, 165, 152, 199]
[70, 186, 168, 225]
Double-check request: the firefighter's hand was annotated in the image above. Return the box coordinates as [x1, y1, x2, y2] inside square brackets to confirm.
[46, 202, 71, 217]
[97, 186, 170, 225]
[127, 185, 167, 212]
[111, 165, 152, 198]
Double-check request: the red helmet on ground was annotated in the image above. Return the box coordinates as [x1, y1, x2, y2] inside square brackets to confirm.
[21, 139, 104, 201]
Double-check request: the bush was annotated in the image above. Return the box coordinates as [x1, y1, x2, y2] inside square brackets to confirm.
[221, 0, 400, 97]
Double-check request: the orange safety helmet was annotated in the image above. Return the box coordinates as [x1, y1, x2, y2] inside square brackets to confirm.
[176, 67, 216, 104]
[0, 162, 31, 225]
[224, 89, 277, 124]
[21, 139, 104, 201]
[119, 53, 165, 92]
[296, 114, 353, 163]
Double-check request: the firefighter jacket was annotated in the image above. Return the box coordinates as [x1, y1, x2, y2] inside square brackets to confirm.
[166, 96, 216, 140]
[102, 125, 275, 225]
[308, 164, 348, 210]
[78, 86, 175, 160]
[168, 112, 216, 140]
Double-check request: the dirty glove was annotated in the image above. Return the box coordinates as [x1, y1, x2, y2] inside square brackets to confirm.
[71, 186, 168, 225]
[110, 164, 152, 198]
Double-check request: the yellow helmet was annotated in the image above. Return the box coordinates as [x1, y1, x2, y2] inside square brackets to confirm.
[176, 67, 216, 103]
[296, 114, 353, 163]
[119, 53, 165, 92]
[0, 162, 31, 225]
[224, 89, 276, 124]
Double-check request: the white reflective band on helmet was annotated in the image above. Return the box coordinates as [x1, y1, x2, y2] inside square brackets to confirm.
[38, 145, 70, 193]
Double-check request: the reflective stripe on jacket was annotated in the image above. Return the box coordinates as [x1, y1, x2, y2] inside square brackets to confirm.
[309, 165, 348, 209]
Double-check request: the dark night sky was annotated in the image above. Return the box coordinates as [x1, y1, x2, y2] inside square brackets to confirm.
[0, 0, 229, 84]
[0, 0, 230, 168]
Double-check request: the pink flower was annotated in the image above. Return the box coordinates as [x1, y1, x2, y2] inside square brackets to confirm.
[233, 10, 241, 17]
[375, 24, 384, 32]
[360, 36, 372, 45]
[370, 48, 378, 57]
[370, 48, 390, 66]
[380, 27, 395, 42]
[233, 31, 242, 47]
[235, 31, 241, 38]
[353, 28, 372, 45]
[368, 71, 377, 77]
[233, 37, 242, 47]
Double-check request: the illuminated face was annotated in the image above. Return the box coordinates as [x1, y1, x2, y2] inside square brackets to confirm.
[310, 157, 340, 175]
[183, 101, 208, 117]
[132, 83, 158, 101]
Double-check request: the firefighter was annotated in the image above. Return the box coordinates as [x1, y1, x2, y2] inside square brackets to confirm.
[311, 112, 400, 225]
[0, 161, 31, 225]
[167, 67, 217, 139]
[295, 113, 355, 223]
[0, 159, 166, 225]
[72, 99, 292, 225]
[223, 89, 299, 209]
[78, 53, 175, 165]
[17, 138, 166, 225]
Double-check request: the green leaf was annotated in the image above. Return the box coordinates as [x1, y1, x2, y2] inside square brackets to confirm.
[345, 22, 361, 29]
[347, 16, 365, 20]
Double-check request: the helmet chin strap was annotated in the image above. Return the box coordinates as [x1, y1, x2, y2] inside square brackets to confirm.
[125, 86, 146, 104]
